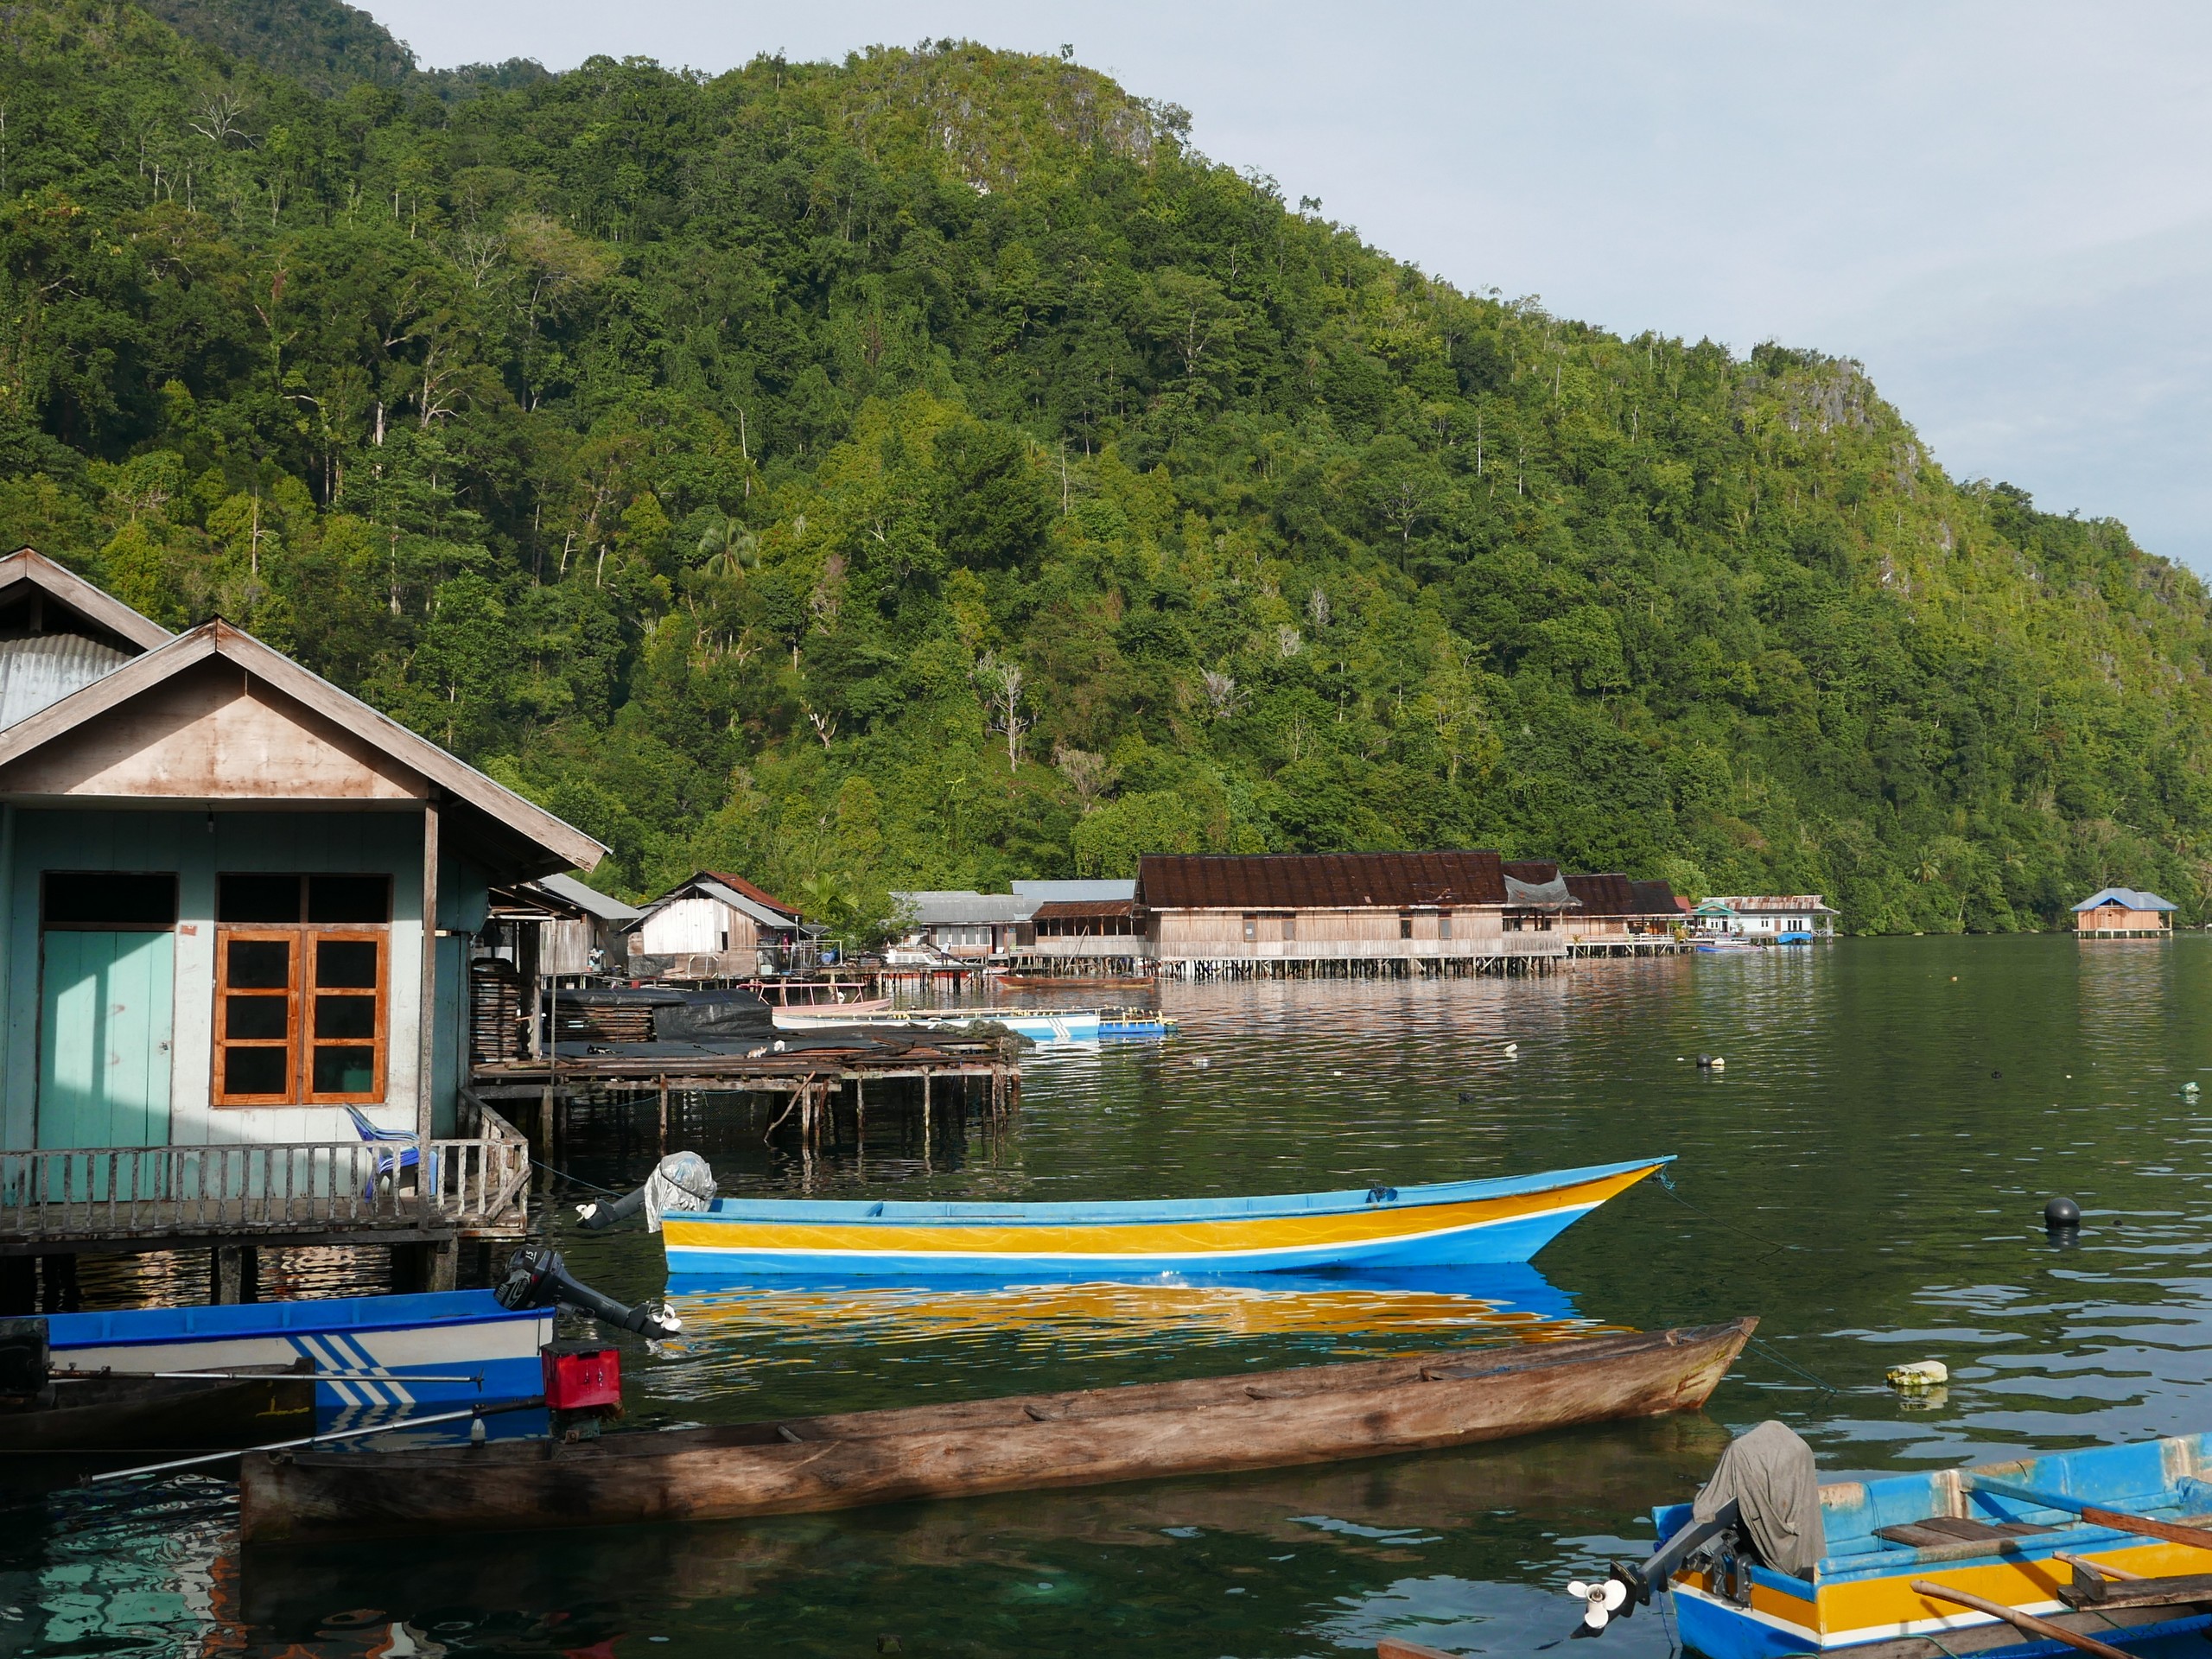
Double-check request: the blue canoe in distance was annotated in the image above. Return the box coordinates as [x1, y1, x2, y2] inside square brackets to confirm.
[663, 1156, 1671, 1279]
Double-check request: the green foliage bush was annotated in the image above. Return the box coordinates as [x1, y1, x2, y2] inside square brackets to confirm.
[2, 0, 2209, 932]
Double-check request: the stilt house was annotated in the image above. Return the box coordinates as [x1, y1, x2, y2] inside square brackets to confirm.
[0, 550, 602, 1303]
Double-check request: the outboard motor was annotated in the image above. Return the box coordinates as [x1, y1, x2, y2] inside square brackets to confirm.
[575, 1151, 716, 1232]
[1567, 1420, 1822, 1634]
[496, 1247, 683, 1341]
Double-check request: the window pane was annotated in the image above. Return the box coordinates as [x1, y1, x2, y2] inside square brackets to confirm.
[308, 875, 390, 925]
[224, 1047, 289, 1095]
[314, 995, 377, 1039]
[44, 873, 177, 929]
[316, 939, 379, 988]
[312, 1046, 377, 1095]
[226, 938, 291, 989]
[225, 995, 290, 1040]
[219, 875, 301, 924]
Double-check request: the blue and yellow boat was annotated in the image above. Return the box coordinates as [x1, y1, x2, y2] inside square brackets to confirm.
[661, 1156, 1668, 1278]
[1654, 1433, 2212, 1658]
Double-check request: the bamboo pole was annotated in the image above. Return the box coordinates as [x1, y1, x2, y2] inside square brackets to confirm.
[1907, 1581, 2130, 1659]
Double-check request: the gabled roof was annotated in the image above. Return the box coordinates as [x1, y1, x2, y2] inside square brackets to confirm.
[639, 874, 809, 932]
[1706, 894, 1839, 914]
[1566, 873, 1682, 918]
[0, 618, 603, 877]
[0, 547, 172, 654]
[1138, 853, 1507, 909]
[703, 871, 801, 919]
[2073, 887, 2177, 912]
[892, 889, 1034, 925]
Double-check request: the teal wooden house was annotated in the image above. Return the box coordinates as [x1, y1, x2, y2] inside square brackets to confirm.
[0, 550, 603, 1306]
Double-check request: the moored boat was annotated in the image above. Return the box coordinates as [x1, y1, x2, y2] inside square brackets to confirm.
[1578, 1428, 2212, 1659]
[768, 1006, 1102, 1042]
[0, 1365, 314, 1452]
[661, 1156, 1671, 1278]
[42, 1289, 553, 1412]
[238, 1317, 1754, 1544]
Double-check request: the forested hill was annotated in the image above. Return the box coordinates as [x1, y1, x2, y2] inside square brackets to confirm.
[3, 0, 2209, 937]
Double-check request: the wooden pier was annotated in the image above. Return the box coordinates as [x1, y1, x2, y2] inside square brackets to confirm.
[470, 1033, 1022, 1166]
[1159, 952, 1564, 982]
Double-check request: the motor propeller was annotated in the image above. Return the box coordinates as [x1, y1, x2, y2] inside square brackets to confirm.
[1565, 1575, 1629, 1633]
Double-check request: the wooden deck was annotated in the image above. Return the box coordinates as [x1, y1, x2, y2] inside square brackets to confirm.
[0, 1104, 531, 1257]
[471, 1033, 1022, 1156]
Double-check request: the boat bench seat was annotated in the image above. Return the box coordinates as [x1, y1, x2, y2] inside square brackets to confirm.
[1873, 1516, 2057, 1548]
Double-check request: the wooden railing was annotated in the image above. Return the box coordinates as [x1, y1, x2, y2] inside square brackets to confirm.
[0, 1107, 531, 1245]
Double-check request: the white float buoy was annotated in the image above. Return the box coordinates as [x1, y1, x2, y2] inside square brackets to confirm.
[1503, 1043, 1518, 1055]
[1192, 1057, 1210, 1069]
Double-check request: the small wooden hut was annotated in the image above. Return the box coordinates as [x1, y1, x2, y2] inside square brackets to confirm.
[2072, 887, 2177, 938]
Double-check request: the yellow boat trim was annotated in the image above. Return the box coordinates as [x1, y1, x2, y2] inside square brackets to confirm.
[661, 1164, 1659, 1259]
[1685, 1537, 2212, 1648]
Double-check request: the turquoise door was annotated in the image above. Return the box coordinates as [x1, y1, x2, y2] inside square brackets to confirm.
[38, 931, 175, 1149]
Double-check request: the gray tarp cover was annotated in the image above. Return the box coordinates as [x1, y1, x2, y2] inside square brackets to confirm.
[1692, 1420, 1825, 1579]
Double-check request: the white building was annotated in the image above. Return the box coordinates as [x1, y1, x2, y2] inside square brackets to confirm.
[1698, 895, 1840, 938]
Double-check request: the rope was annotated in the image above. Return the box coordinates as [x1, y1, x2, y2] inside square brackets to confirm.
[1748, 1335, 1841, 1395]
[526, 1160, 626, 1198]
[1654, 1166, 1802, 1262]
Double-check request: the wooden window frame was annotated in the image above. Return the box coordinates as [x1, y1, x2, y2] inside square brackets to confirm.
[213, 925, 390, 1107]
[213, 928, 302, 1107]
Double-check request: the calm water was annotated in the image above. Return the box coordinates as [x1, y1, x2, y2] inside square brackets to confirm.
[10, 935, 2212, 1657]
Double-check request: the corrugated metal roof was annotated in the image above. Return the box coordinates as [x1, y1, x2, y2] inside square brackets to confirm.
[1707, 894, 1840, 914]
[1564, 873, 1637, 916]
[1031, 899, 1136, 920]
[1566, 873, 1681, 918]
[0, 632, 129, 730]
[532, 872, 645, 923]
[1012, 879, 1137, 903]
[705, 871, 800, 918]
[1137, 853, 1506, 909]
[2073, 887, 2177, 912]
[893, 890, 1036, 925]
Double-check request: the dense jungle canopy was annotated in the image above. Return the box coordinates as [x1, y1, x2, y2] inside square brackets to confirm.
[3, 0, 2210, 936]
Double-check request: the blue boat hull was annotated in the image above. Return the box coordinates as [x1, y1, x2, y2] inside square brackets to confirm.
[43, 1290, 550, 1411]
[662, 1158, 1670, 1280]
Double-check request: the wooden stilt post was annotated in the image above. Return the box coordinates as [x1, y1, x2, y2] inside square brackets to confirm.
[658, 1077, 670, 1157]
[923, 1069, 933, 1162]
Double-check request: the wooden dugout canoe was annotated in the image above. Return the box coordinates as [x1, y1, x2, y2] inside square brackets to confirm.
[238, 1317, 1753, 1544]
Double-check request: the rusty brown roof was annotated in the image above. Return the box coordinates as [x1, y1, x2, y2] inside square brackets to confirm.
[1565, 873, 1638, 916]
[705, 871, 801, 918]
[1031, 899, 1136, 920]
[1137, 853, 1506, 909]
[1565, 873, 1681, 916]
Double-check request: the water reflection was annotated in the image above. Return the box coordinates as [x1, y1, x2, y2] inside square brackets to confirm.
[11, 937, 2212, 1656]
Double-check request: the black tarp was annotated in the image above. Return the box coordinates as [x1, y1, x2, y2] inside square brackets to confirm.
[652, 989, 776, 1042]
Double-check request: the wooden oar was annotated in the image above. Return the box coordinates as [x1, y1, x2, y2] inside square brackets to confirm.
[1961, 1474, 2212, 1554]
[1909, 1580, 2131, 1659]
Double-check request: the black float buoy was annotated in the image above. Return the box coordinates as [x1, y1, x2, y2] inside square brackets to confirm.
[2044, 1196, 2082, 1231]
[1695, 1053, 1713, 1070]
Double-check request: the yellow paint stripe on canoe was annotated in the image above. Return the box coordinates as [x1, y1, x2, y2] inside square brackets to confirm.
[1813, 1539, 2212, 1642]
[663, 1164, 1662, 1258]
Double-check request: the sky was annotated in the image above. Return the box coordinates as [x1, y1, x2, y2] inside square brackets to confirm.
[364, 1, 2212, 569]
